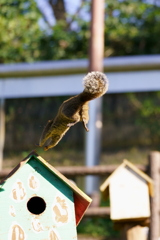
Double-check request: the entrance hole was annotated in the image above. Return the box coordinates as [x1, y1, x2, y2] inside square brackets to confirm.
[27, 196, 46, 215]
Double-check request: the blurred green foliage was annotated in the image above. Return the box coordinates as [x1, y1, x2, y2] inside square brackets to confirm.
[0, 0, 160, 63]
[77, 198, 119, 238]
[127, 92, 160, 146]
[0, 0, 43, 63]
[77, 217, 119, 238]
[104, 0, 160, 56]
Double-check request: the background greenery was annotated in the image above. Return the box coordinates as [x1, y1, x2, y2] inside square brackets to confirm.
[1, 0, 160, 63]
[1, 0, 160, 238]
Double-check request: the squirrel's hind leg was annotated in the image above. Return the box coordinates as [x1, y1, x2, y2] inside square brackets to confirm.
[44, 134, 63, 151]
[82, 121, 89, 132]
[39, 119, 54, 147]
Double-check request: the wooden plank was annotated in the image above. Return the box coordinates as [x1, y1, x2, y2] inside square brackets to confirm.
[84, 207, 110, 218]
[89, 0, 104, 72]
[36, 155, 92, 205]
[78, 237, 105, 240]
[100, 162, 126, 193]
[78, 237, 104, 240]
[149, 151, 160, 240]
[0, 164, 148, 179]
[100, 160, 153, 197]
[109, 166, 150, 221]
[56, 164, 147, 176]
[74, 192, 93, 225]
[123, 159, 154, 197]
[120, 224, 148, 240]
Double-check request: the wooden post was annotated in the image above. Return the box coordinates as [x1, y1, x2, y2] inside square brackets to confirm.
[149, 151, 160, 240]
[120, 224, 147, 240]
[0, 98, 5, 170]
[89, 0, 104, 72]
[85, 0, 105, 197]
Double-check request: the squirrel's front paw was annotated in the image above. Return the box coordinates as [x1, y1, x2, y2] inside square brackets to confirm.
[44, 146, 49, 151]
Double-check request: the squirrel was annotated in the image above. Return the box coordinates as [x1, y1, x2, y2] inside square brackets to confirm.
[38, 71, 109, 151]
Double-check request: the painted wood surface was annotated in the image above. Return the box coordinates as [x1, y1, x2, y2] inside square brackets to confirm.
[149, 152, 160, 240]
[0, 157, 77, 239]
[34, 154, 92, 225]
[120, 224, 148, 240]
[100, 159, 153, 221]
[1, 153, 92, 226]
[100, 159, 153, 198]
[110, 166, 150, 221]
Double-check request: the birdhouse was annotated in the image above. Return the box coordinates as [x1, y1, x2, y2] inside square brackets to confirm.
[0, 152, 92, 240]
[100, 159, 153, 222]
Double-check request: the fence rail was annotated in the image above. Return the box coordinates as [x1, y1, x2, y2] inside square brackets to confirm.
[0, 164, 148, 178]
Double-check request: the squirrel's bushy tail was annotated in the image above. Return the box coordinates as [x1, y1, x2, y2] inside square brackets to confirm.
[83, 71, 109, 97]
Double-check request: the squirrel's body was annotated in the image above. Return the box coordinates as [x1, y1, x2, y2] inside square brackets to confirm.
[38, 72, 109, 151]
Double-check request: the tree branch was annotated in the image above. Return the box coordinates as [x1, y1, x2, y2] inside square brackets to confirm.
[49, 0, 66, 21]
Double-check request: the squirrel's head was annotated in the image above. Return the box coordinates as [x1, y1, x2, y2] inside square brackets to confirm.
[83, 71, 109, 96]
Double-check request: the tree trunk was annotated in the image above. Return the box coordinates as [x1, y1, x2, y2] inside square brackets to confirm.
[49, 0, 66, 21]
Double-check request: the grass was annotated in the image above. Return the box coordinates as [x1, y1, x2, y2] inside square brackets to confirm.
[101, 147, 149, 165]
[3, 147, 150, 169]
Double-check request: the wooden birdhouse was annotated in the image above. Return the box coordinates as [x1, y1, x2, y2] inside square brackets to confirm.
[0, 152, 92, 240]
[100, 159, 153, 222]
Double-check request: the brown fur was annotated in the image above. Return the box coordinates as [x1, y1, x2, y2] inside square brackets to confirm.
[38, 72, 108, 150]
